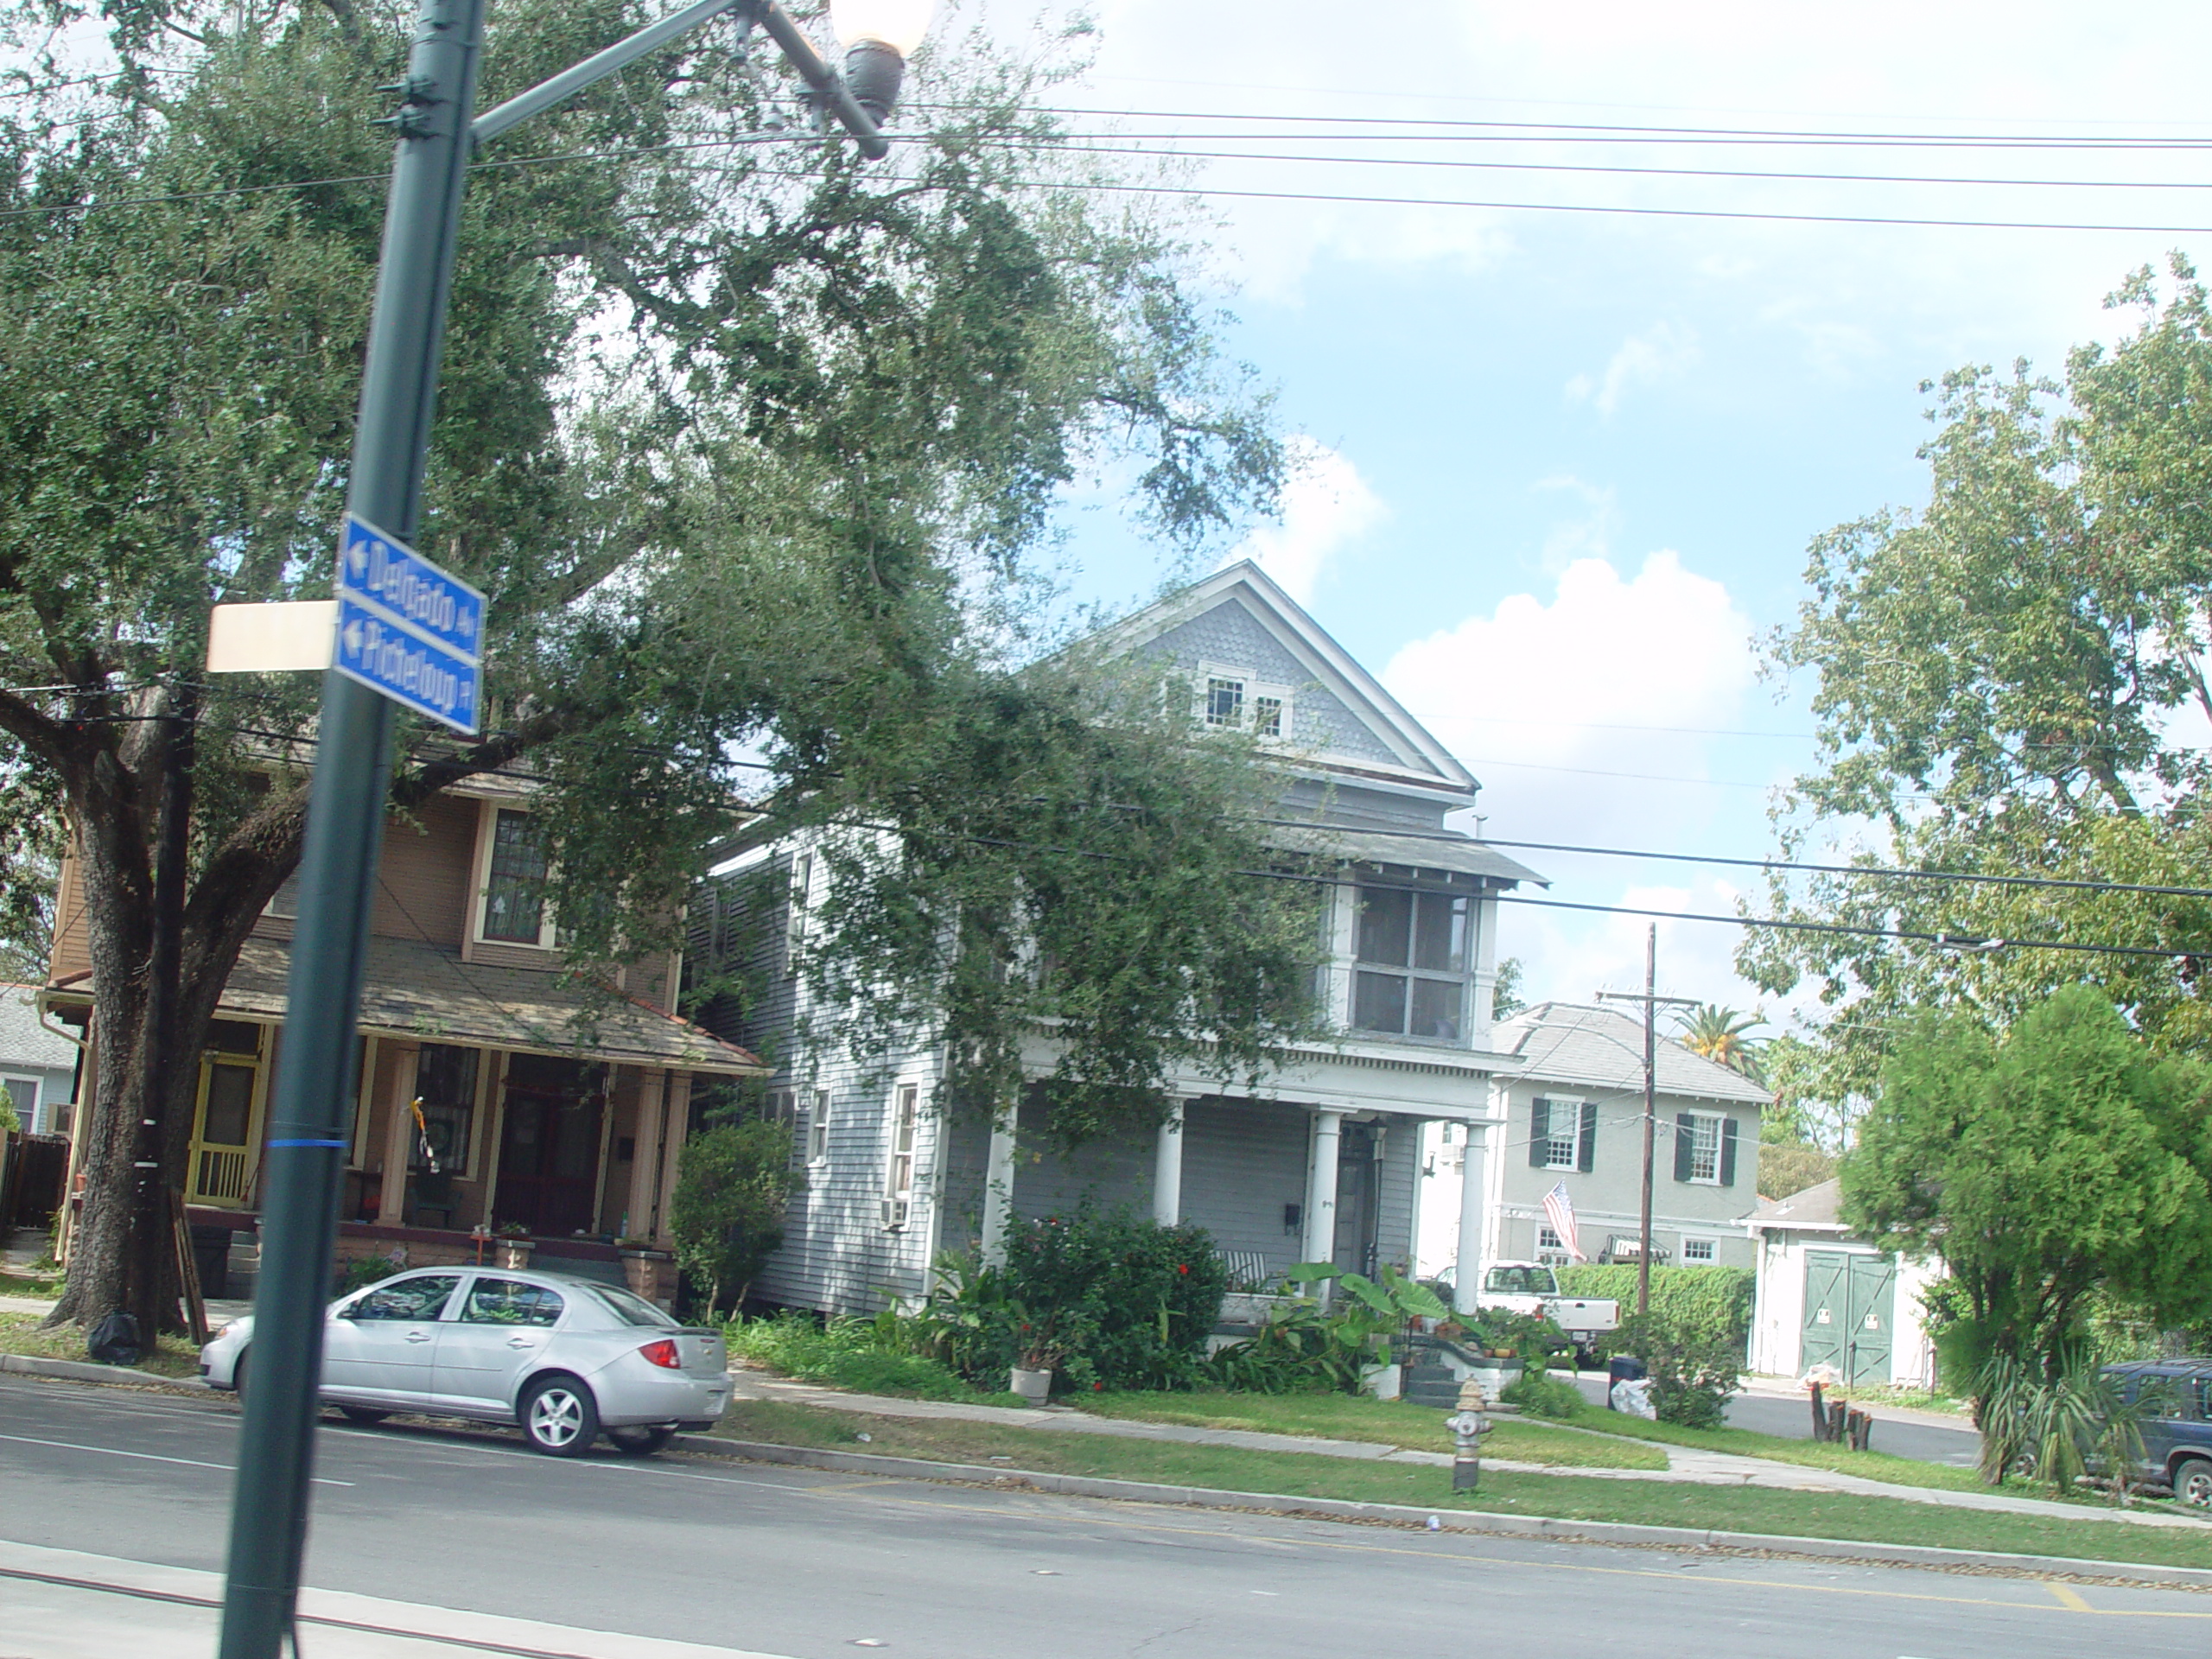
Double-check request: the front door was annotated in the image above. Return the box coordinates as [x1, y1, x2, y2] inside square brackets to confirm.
[323, 1272, 462, 1405]
[1333, 1121, 1383, 1276]
[493, 1055, 604, 1236]
[429, 1274, 568, 1413]
[186, 1022, 266, 1207]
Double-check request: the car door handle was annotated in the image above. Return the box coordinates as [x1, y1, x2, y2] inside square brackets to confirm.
[506, 1336, 537, 1349]
[405, 1331, 433, 1343]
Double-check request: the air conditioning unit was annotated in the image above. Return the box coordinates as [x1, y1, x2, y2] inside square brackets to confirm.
[880, 1197, 908, 1230]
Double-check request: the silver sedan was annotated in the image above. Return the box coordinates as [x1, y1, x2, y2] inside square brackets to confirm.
[199, 1267, 730, 1457]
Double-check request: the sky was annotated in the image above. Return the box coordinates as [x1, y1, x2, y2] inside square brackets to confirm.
[962, 0, 2212, 1026]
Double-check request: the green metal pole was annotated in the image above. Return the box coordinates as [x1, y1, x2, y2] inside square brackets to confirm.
[215, 0, 485, 1652]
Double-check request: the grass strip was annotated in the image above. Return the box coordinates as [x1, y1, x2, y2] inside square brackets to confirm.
[1080, 1389, 1667, 1471]
[0, 1311, 204, 1378]
[706, 1399, 2212, 1571]
[0, 1269, 61, 1298]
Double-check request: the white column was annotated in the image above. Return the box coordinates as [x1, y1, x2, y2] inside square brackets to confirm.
[376, 1043, 419, 1226]
[1301, 1108, 1344, 1269]
[980, 1096, 1019, 1267]
[1454, 1117, 1491, 1316]
[1152, 1101, 1185, 1226]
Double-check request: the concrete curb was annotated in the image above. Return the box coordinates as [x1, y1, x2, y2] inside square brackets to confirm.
[675, 1433, 2212, 1591]
[0, 1352, 212, 1392]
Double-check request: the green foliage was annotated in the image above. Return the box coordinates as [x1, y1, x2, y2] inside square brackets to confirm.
[668, 1120, 797, 1317]
[1206, 1263, 1447, 1395]
[1497, 1370, 1584, 1419]
[1610, 1312, 1745, 1429]
[1674, 1005, 1767, 1084]
[1747, 256, 2212, 1075]
[1491, 957, 1526, 1021]
[1841, 985, 2212, 1393]
[333, 1253, 403, 1298]
[727, 1310, 978, 1402]
[918, 1211, 1229, 1392]
[1976, 1351, 2146, 1497]
[1464, 1306, 1570, 1364]
[1555, 1265, 1756, 1351]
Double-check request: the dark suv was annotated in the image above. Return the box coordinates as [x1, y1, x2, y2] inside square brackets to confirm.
[2101, 1359, 2212, 1506]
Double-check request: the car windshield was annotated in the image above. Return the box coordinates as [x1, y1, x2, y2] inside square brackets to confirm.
[588, 1284, 680, 1328]
[1484, 1266, 1559, 1297]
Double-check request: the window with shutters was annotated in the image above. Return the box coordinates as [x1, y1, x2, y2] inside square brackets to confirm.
[1529, 1096, 1596, 1173]
[1352, 884, 1470, 1042]
[1674, 1110, 1736, 1186]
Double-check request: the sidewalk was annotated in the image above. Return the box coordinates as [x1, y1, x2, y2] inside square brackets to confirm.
[726, 1368, 2212, 1532]
[0, 1540, 794, 1659]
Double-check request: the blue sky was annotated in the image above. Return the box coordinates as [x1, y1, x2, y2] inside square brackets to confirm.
[977, 0, 2212, 1023]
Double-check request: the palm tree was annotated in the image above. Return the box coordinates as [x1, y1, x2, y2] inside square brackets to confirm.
[1675, 1004, 1767, 1084]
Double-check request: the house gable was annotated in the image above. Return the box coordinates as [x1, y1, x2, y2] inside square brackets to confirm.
[1089, 561, 1477, 798]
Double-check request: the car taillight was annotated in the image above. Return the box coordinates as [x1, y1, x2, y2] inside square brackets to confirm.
[640, 1338, 683, 1370]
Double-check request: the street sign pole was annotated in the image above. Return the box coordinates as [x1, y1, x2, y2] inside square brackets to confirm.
[215, 0, 486, 1652]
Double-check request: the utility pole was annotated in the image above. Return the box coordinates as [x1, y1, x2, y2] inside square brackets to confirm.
[214, 5, 919, 1656]
[1597, 925, 1694, 1319]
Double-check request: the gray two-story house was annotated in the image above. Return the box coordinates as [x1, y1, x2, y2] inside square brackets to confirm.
[696, 561, 1548, 1314]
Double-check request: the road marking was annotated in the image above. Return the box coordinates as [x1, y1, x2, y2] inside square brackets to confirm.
[0, 1432, 353, 1486]
[2047, 1581, 2096, 1612]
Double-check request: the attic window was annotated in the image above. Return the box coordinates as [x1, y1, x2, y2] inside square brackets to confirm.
[1194, 664, 1292, 740]
[1205, 677, 1244, 727]
[1254, 695, 1284, 739]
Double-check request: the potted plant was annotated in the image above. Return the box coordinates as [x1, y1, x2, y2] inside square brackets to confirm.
[494, 1223, 534, 1270]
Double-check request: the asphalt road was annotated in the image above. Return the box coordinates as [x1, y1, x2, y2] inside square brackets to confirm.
[1567, 1371, 1985, 1467]
[0, 1376, 2200, 1659]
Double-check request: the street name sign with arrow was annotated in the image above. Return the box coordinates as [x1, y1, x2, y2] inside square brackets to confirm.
[332, 513, 485, 734]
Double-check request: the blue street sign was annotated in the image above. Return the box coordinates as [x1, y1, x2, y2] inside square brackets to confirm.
[330, 516, 485, 734]
[334, 596, 482, 733]
[335, 514, 486, 659]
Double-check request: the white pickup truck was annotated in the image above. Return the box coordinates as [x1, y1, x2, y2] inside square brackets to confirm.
[1476, 1261, 1620, 1361]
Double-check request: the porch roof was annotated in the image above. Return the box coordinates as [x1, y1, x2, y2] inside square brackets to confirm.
[213, 935, 765, 1076]
[1261, 823, 1548, 887]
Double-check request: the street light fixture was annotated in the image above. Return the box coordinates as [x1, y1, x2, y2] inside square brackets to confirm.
[216, 5, 927, 1656]
[830, 0, 933, 120]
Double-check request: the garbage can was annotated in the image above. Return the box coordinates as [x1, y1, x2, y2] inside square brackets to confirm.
[1605, 1353, 1645, 1410]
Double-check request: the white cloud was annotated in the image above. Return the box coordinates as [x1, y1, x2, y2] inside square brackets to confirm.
[1232, 436, 1385, 602]
[1566, 322, 1701, 416]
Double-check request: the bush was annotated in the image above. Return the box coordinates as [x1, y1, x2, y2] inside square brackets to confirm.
[1611, 1312, 1744, 1428]
[1498, 1370, 1583, 1419]
[1557, 1264, 1754, 1352]
[728, 1310, 977, 1401]
[669, 1120, 797, 1317]
[334, 1252, 403, 1298]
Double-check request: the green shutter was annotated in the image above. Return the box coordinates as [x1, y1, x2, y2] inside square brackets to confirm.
[1578, 1102, 1598, 1173]
[1529, 1097, 1550, 1166]
[1673, 1114, 1695, 1182]
[1719, 1116, 1738, 1186]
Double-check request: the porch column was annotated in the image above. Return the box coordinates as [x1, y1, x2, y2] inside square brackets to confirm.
[1152, 1100, 1185, 1227]
[625, 1069, 665, 1241]
[1453, 1117, 1491, 1316]
[1301, 1108, 1344, 1272]
[652, 1071, 691, 1244]
[979, 1096, 1018, 1268]
[375, 1042, 419, 1226]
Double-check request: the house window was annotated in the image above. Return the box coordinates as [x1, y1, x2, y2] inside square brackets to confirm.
[480, 810, 550, 944]
[786, 850, 813, 975]
[1352, 885, 1470, 1041]
[1681, 1237, 1717, 1263]
[809, 1088, 832, 1164]
[1673, 1110, 1737, 1186]
[1529, 1096, 1595, 1173]
[1253, 695, 1284, 738]
[1, 1077, 35, 1130]
[882, 1083, 918, 1228]
[1191, 665, 1293, 740]
[411, 1044, 480, 1175]
[1536, 1225, 1568, 1266]
[1205, 677, 1244, 728]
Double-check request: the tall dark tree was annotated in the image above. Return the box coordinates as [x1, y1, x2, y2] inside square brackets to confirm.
[0, 0, 1289, 1331]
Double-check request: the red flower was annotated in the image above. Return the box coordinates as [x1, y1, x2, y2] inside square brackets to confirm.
[1176, 1263, 1189, 1274]
[1092, 1381, 1104, 1390]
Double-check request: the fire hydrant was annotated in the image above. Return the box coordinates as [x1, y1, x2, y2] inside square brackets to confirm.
[1446, 1378, 1494, 1492]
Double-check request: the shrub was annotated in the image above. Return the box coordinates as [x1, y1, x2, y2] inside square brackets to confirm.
[1498, 1370, 1583, 1419]
[728, 1309, 976, 1401]
[669, 1119, 797, 1317]
[1005, 1208, 1229, 1390]
[334, 1252, 403, 1298]
[1611, 1312, 1744, 1428]
[1557, 1264, 1754, 1353]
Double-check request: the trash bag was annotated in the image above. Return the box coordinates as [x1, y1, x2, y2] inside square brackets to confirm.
[1610, 1376, 1656, 1420]
[87, 1311, 143, 1367]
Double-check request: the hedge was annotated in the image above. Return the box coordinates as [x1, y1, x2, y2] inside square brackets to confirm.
[1555, 1264, 1754, 1351]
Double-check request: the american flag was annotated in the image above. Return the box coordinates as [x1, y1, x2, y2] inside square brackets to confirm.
[1541, 1180, 1586, 1263]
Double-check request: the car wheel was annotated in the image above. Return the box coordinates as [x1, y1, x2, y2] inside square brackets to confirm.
[232, 1349, 248, 1402]
[519, 1376, 601, 1458]
[337, 1405, 391, 1426]
[605, 1426, 677, 1458]
[2175, 1456, 2212, 1509]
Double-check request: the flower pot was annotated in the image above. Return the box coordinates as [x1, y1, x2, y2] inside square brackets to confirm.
[1008, 1366, 1053, 1405]
[1360, 1361, 1403, 1402]
[496, 1238, 535, 1271]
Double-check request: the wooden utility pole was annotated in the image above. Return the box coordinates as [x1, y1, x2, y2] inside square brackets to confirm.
[1598, 925, 1695, 1319]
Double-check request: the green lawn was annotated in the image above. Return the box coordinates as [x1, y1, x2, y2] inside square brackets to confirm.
[0, 1310, 203, 1377]
[1541, 1402, 1998, 1493]
[0, 1268, 60, 1298]
[703, 1399, 2212, 1571]
[1081, 1389, 1668, 1471]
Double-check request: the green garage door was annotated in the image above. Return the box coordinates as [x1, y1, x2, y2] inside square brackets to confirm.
[1800, 1249, 1896, 1384]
